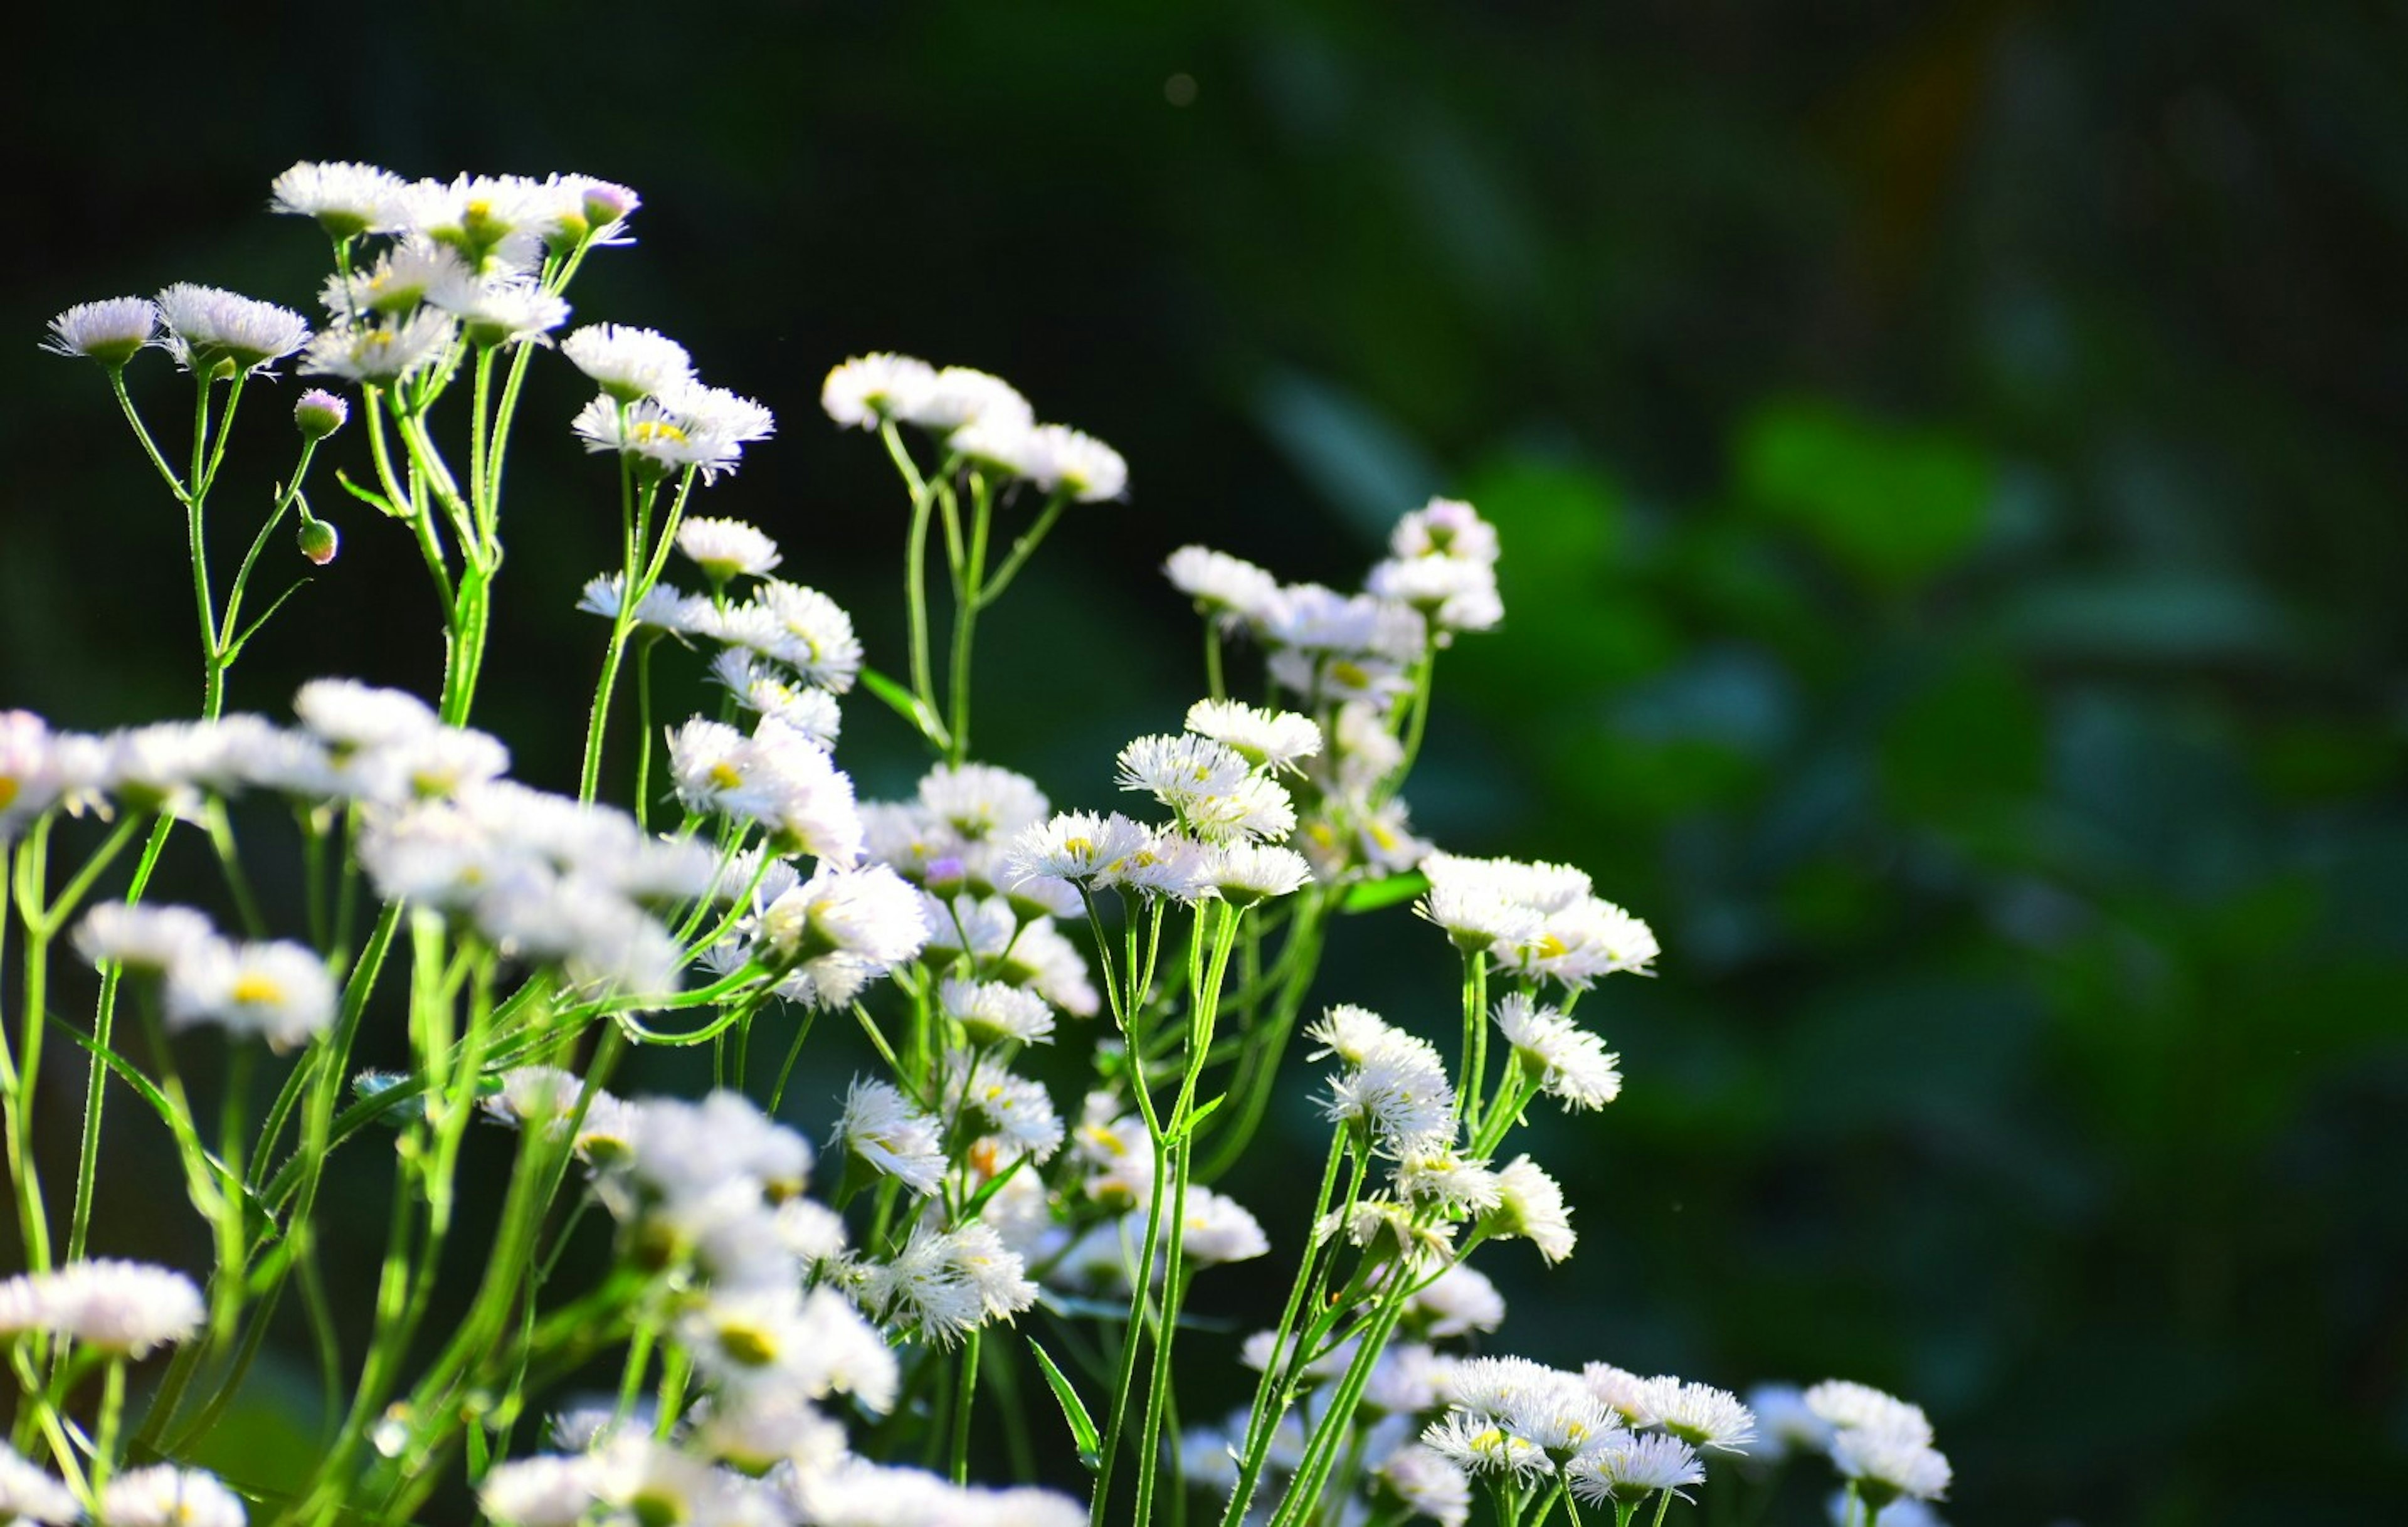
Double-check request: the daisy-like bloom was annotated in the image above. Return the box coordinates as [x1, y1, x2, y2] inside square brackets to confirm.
[1201, 841, 1313, 907]
[299, 310, 457, 385]
[1006, 423, 1128, 502]
[862, 1222, 1033, 1348]
[1642, 1376, 1757, 1453]
[1395, 1147, 1504, 1215]
[1375, 1445, 1472, 1527]
[0, 1260, 203, 1356]
[919, 763, 1049, 845]
[675, 516, 781, 584]
[73, 902, 219, 977]
[156, 283, 311, 378]
[1802, 1381, 1933, 1446]
[1415, 876, 1545, 956]
[946, 1052, 1066, 1160]
[562, 323, 692, 402]
[42, 295, 159, 366]
[1496, 895, 1661, 988]
[570, 394, 742, 482]
[1366, 554, 1502, 637]
[1185, 699, 1322, 773]
[293, 388, 349, 440]
[406, 173, 559, 273]
[834, 1077, 946, 1195]
[1408, 1263, 1506, 1339]
[1420, 1411, 1550, 1479]
[0, 1441, 80, 1525]
[1335, 1198, 1458, 1271]
[1583, 1363, 1660, 1429]
[1324, 1028, 1456, 1157]
[293, 677, 439, 753]
[670, 719, 863, 862]
[1164, 545, 1283, 632]
[679, 1283, 831, 1391]
[622, 1090, 813, 1208]
[709, 652, 842, 751]
[759, 862, 927, 968]
[165, 938, 338, 1050]
[1565, 1434, 1706, 1508]
[100, 1466, 248, 1527]
[1487, 1154, 1576, 1263]
[1096, 827, 1211, 903]
[1005, 810, 1149, 887]
[1072, 1093, 1156, 1207]
[269, 159, 413, 237]
[1742, 1383, 1835, 1461]
[897, 364, 1032, 436]
[1304, 1003, 1402, 1065]
[1392, 497, 1501, 564]
[941, 977, 1056, 1046]
[431, 275, 571, 348]
[1493, 993, 1621, 1109]
[478, 1454, 598, 1527]
[658, 380, 775, 444]
[688, 1393, 848, 1475]
[1117, 732, 1249, 810]
[821, 351, 937, 428]
[1177, 1185, 1270, 1265]
[578, 572, 699, 633]
[1832, 1427, 1952, 1506]
[699, 581, 865, 692]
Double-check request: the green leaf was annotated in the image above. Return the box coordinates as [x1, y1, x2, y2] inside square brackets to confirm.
[63, 1025, 271, 1224]
[1027, 1337, 1102, 1471]
[1173, 1092, 1227, 1141]
[1339, 871, 1427, 914]
[334, 468, 401, 518]
[857, 665, 951, 750]
[1736, 399, 1993, 591]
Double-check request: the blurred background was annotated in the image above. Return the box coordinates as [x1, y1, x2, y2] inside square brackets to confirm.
[7, 3, 2406, 1522]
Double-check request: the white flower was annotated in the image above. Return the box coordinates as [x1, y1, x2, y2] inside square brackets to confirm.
[1583, 1363, 1660, 1427]
[1414, 877, 1545, 956]
[571, 394, 742, 481]
[1391, 498, 1500, 563]
[1495, 895, 1659, 987]
[1408, 1264, 1506, 1339]
[1832, 1426, 1952, 1504]
[1641, 1376, 1756, 1452]
[789, 1286, 902, 1413]
[834, 1077, 946, 1195]
[675, 516, 782, 582]
[1395, 1148, 1503, 1215]
[897, 365, 1032, 436]
[1096, 827, 1212, 903]
[300, 310, 460, 385]
[1176, 1186, 1269, 1265]
[578, 572, 700, 633]
[73, 902, 218, 977]
[1489, 1155, 1575, 1263]
[698, 581, 863, 692]
[689, 1394, 848, 1475]
[100, 1466, 247, 1527]
[1565, 1434, 1705, 1507]
[293, 678, 439, 753]
[862, 1222, 1034, 1347]
[430, 275, 571, 347]
[658, 380, 776, 443]
[670, 719, 863, 862]
[166, 938, 337, 1050]
[1420, 1412, 1549, 1479]
[941, 978, 1055, 1046]
[1185, 699, 1322, 773]
[1493, 993, 1621, 1109]
[0, 1260, 203, 1356]
[1366, 554, 1501, 637]
[320, 237, 470, 318]
[562, 323, 693, 402]
[1324, 1027, 1455, 1157]
[709, 652, 842, 750]
[156, 283, 310, 376]
[947, 1052, 1065, 1160]
[0, 1440, 80, 1524]
[269, 159, 415, 236]
[821, 351, 937, 428]
[1802, 1381, 1933, 1446]
[1164, 546, 1283, 631]
[1010, 423, 1127, 502]
[1375, 1445, 1472, 1527]
[478, 1455, 598, 1526]
[1005, 810, 1149, 887]
[761, 862, 927, 968]
[42, 296, 158, 366]
[1304, 1003, 1402, 1065]
[1744, 1383, 1837, 1459]
[918, 763, 1049, 845]
[1201, 841, 1313, 907]
[1072, 1093, 1155, 1207]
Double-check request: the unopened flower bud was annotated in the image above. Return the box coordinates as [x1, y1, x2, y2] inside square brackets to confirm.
[294, 388, 349, 441]
[298, 519, 339, 566]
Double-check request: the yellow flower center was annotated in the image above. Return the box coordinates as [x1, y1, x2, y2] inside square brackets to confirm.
[230, 975, 285, 1007]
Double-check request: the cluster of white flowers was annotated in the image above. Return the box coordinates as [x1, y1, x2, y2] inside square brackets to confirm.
[75, 904, 335, 1050]
[1416, 850, 1659, 988]
[0, 1260, 204, 1358]
[567, 335, 774, 482]
[1724, 1380, 1956, 1519]
[821, 354, 1127, 502]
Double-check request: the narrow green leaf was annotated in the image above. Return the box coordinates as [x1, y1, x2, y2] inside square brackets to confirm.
[1175, 1092, 1227, 1141]
[1027, 1336, 1102, 1471]
[334, 468, 402, 518]
[857, 665, 951, 749]
[1339, 870, 1427, 914]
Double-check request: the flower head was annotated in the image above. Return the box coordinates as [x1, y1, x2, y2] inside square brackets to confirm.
[562, 324, 693, 402]
[157, 283, 311, 378]
[43, 296, 158, 366]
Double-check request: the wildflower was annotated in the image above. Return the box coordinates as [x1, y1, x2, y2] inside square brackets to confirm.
[1201, 841, 1313, 907]
[1177, 1186, 1270, 1265]
[991, 423, 1127, 502]
[1408, 1264, 1506, 1339]
[578, 573, 700, 633]
[699, 581, 863, 692]
[897, 364, 1032, 436]
[670, 719, 863, 862]
[1420, 1412, 1549, 1479]
[42, 296, 158, 366]
[1375, 1447, 1472, 1527]
[1496, 895, 1660, 987]
[269, 159, 413, 237]
[1487, 1155, 1576, 1263]
[570, 394, 742, 482]
[1582, 1363, 1657, 1427]
[1164, 546, 1283, 632]
[834, 1078, 946, 1195]
[821, 351, 937, 428]
[293, 388, 349, 440]
[948, 1052, 1066, 1160]
[1396, 1148, 1504, 1215]
[689, 1394, 848, 1475]
[862, 1222, 1033, 1347]
[1494, 993, 1621, 1109]
[1641, 1376, 1756, 1452]
[100, 1466, 248, 1527]
[73, 903, 219, 977]
[478, 1455, 598, 1527]
[0, 1442, 79, 1525]
[1802, 1381, 1933, 1446]
[1565, 1434, 1706, 1508]
[941, 978, 1056, 1046]
[156, 283, 311, 378]
[658, 381, 775, 443]
[710, 652, 841, 749]
[1744, 1383, 1836, 1459]
[1832, 1427, 1952, 1506]
[164, 939, 335, 1050]
[1185, 699, 1321, 773]
[432, 275, 571, 347]
[299, 310, 457, 385]
[1005, 810, 1149, 887]
[293, 678, 439, 753]
[1324, 1029, 1455, 1156]
[759, 863, 926, 967]
[675, 516, 781, 583]
[1304, 1003, 1402, 1065]
[562, 323, 693, 402]
[1415, 876, 1545, 956]
[1096, 827, 1212, 902]
[0, 1260, 203, 1356]
[1392, 498, 1501, 564]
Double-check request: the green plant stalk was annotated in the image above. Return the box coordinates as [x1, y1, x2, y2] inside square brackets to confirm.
[946, 473, 994, 763]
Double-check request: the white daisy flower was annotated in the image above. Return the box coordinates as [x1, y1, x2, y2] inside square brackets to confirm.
[1744, 1383, 1837, 1459]
[1324, 1030, 1456, 1158]
[1375, 1446, 1472, 1527]
[1177, 1186, 1270, 1265]
[0, 1441, 79, 1525]
[577, 572, 700, 633]
[299, 310, 457, 384]
[1565, 1434, 1706, 1508]
[1391, 497, 1500, 563]
[821, 351, 937, 429]
[1304, 1003, 1402, 1065]
[562, 323, 693, 402]
[1005, 810, 1149, 887]
[898, 365, 1032, 436]
[1164, 545, 1283, 631]
[1833, 1427, 1952, 1504]
[292, 678, 439, 753]
[1641, 1376, 1756, 1452]
[430, 274, 570, 347]
[1013, 423, 1127, 502]
[1367, 554, 1502, 637]
[862, 1223, 1001, 1348]
[657, 381, 775, 443]
[1489, 1155, 1575, 1264]
[478, 1455, 598, 1527]
[688, 1394, 848, 1475]
[42, 296, 158, 366]
[100, 1466, 248, 1527]
[1493, 993, 1621, 1109]
[918, 762, 1049, 844]
[1395, 1148, 1504, 1215]
[268, 159, 414, 237]
[833, 1077, 946, 1195]
[1420, 1412, 1550, 1479]
[0, 1260, 203, 1357]
[1185, 699, 1323, 773]
[73, 902, 219, 978]
[760, 862, 926, 968]
[570, 394, 742, 482]
[156, 283, 311, 378]
[1201, 841, 1314, 907]
[1496, 895, 1660, 986]
[1802, 1381, 1933, 1446]
[1408, 1264, 1506, 1339]
[1096, 827, 1212, 902]
[947, 1052, 1065, 1160]
[164, 938, 336, 1050]
[941, 978, 1056, 1046]
[699, 581, 864, 692]
[675, 516, 782, 583]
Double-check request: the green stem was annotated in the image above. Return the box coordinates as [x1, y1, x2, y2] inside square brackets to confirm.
[951, 1329, 981, 1485]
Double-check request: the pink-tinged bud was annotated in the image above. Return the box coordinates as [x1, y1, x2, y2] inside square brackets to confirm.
[293, 389, 349, 441]
[298, 519, 339, 566]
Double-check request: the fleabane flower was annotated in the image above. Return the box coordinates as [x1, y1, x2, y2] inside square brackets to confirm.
[164, 938, 337, 1050]
[99, 1466, 248, 1527]
[1565, 1434, 1706, 1508]
[430, 275, 571, 347]
[300, 309, 458, 385]
[269, 159, 415, 236]
[156, 283, 311, 378]
[1496, 894, 1660, 987]
[1176, 1186, 1270, 1265]
[675, 516, 781, 583]
[657, 380, 774, 444]
[760, 862, 927, 968]
[1801, 1381, 1933, 1446]
[1640, 1376, 1756, 1452]
[1375, 1447, 1472, 1527]
[975, 422, 1127, 502]
[941, 978, 1056, 1046]
[43, 296, 159, 366]
[1832, 1427, 1952, 1506]
[1005, 810, 1149, 887]
[1185, 699, 1322, 773]
[562, 323, 692, 401]
[832, 1078, 945, 1195]
[697, 581, 864, 692]
[0, 1260, 204, 1356]
[0, 1442, 79, 1526]
[73, 903, 219, 978]
[1201, 842, 1314, 907]
[1487, 1154, 1576, 1263]
[1420, 1412, 1550, 1479]
[897, 364, 1032, 436]
[821, 352, 937, 428]
[1324, 1028, 1456, 1158]
[863, 1222, 1038, 1348]
[1165, 545, 1283, 632]
[578, 573, 699, 633]
[570, 395, 742, 482]
[1494, 993, 1621, 1110]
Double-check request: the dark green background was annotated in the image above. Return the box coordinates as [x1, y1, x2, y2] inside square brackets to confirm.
[8, 3, 2405, 1523]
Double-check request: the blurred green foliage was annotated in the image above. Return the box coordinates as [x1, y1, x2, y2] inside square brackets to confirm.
[6, 2, 2405, 1523]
